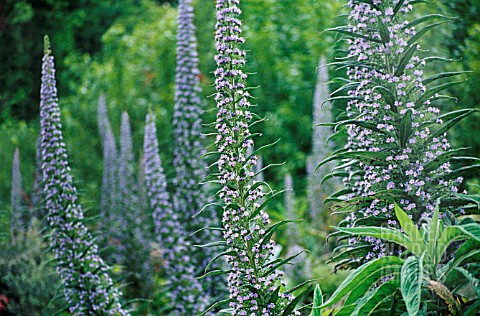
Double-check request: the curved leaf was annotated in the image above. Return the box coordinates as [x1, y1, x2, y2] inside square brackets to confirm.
[335, 226, 412, 250]
[400, 255, 424, 316]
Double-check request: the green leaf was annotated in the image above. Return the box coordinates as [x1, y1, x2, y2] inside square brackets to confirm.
[326, 26, 383, 43]
[312, 285, 323, 316]
[315, 150, 389, 172]
[395, 203, 426, 255]
[200, 298, 232, 315]
[407, 22, 449, 46]
[320, 256, 404, 308]
[351, 279, 399, 316]
[422, 71, 470, 85]
[400, 255, 424, 316]
[204, 250, 236, 273]
[335, 226, 412, 250]
[401, 14, 454, 31]
[440, 240, 480, 280]
[423, 148, 468, 172]
[196, 269, 226, 280]
[393, 0, 407, 16]
[415, 80, 464, 108]
[395, 43, 417, 77]
[262, 252, 303, 278]
[427, 108, 478, 141]
[375, 86, 396, 107]
[437, 223, 480, 260]
[281, 285, 312, 316]
[398, 109, 412, 148]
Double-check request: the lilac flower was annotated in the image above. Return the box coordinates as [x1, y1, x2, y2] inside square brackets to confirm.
[143, 113, 208, 315]
[115, 111, 153, 294]
[213, 1, 297, 314]
[173, 0, 222, 297]
[10, 147, 24, 236]
[307, 56, 339, 220]
[96, 95, 119, 252]
[40, 36, 128, 315]
[341, 0, 460, 260]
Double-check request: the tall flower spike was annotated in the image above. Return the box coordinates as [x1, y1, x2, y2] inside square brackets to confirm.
[32, 135, 46, 220]
[213, 1, 301, 314]
[143, 113, 208, 315]
[10, 147, 24, 236]
[172, 0, 219, 281]
[40, 35, 128, 315]
[327, 0, 465, 263]
[117, 111, 153, 295]
[307, 56, 339, 221]
[97, 95, 118, 249]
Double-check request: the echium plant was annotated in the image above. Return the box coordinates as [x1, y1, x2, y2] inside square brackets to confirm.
[40, 36, 128, 315]
[116, 111, 153, 295]
[172, 0, 219, 284]
[210, 0, 308, 314]
[143, 113, 208, 315]
[10, 147, 25, 237]
[97, 95, 119, 251]
[318, 0, 479, 265]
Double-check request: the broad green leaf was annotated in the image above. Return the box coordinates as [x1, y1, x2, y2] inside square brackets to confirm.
[400, 255, 424, 316]
[427, 200, 441, 267]
[395, 203, 425, 255]
[454, 267, 480, 297]
[312, 285, 323, 316]
[351, 279, 399, 316]
[437, 223, 480, 260]
[321, 256, 404, 308]
[335, 226, 412, 250]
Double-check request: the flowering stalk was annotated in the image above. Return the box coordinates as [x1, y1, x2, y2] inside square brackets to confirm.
[143, 113, 208, 315]
[172, 0, 219, 284]
[10, 147, 24, 237]
[212, 1, 306, 314]
[40, 36, 128, 315]
[306, 56, 339, 221]
[116, 111, 153, 294]
[97, 95, 119, 252]
[320, 0, 477, 266]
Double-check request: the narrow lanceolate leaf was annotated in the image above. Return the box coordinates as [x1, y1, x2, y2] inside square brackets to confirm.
[400, 255, 424, 316]
[312, 284, 323, 316]
[335, 226, 412, 250]
[321, 256, 404, 308]
[351, 279, 399, 316]
[436, 223, 480, 261]
[398, 109, 412, 148]
[40, 36, 128, 315]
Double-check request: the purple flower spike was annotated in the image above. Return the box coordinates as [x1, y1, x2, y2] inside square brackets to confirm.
[10, 147, 24, 236]
[143, 113, 208, 315]
[213, 1, 298, 314]
[40, 35, 128, 315]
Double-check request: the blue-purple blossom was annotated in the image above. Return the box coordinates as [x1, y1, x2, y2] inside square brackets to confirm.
[40, 36, 128, 315]
[213, 1, 296, 314]
[97, 94, 119, 252]
[342, 0, 461, 260]
[143, 113, 208, 315]
[307, 56, 339, 220]
[10, 147, 24, 236]
[116, 111, 153, 294]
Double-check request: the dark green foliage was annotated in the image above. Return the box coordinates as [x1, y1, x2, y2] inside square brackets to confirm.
[0, 220, 65, 315]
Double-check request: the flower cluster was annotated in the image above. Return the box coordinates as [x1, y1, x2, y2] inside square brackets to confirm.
[40, 36, 128, 315]
[10, 147, 24, 236]
[172, 0, 218, 273]
[213, 1, 296, 314]
[307, 56, 339, 220]
[342, 0, 461, 260]
[143, 113, 208, 315]
[97, 95, 119, 252]
[116, 111, 153, 293]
